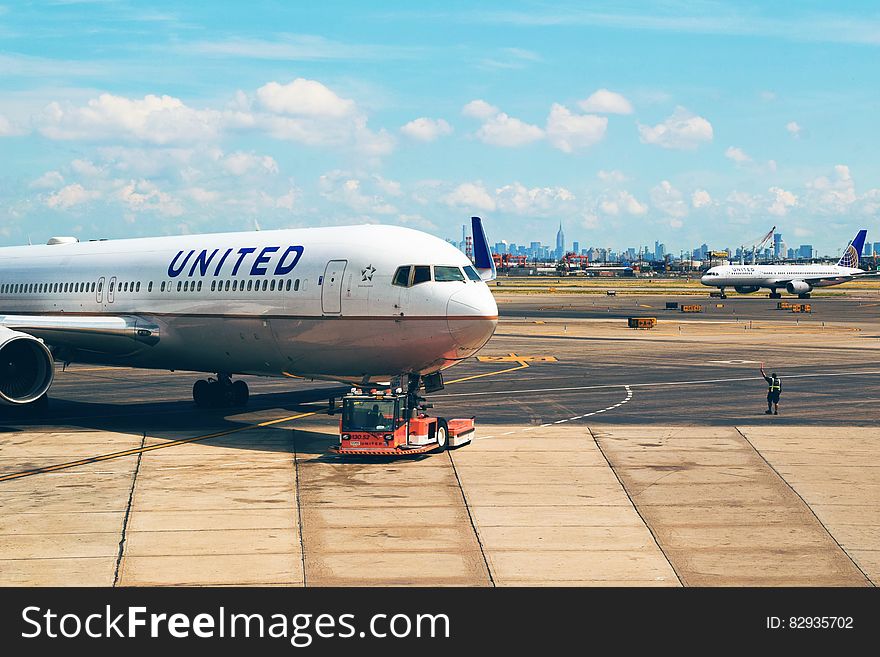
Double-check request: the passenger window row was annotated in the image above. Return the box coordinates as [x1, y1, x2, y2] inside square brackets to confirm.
[1, 281, 98, 294]
[1, 277, 304, 295]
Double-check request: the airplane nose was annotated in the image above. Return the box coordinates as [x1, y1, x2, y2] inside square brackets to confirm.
[446, 284, 498, 353]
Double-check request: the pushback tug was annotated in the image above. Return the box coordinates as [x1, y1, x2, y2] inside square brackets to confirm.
[330, 374, 475, 456]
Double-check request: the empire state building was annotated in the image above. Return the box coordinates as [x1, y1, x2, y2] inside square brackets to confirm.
[555, 222, 565, 259]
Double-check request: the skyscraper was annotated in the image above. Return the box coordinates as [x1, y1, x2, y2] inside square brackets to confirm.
[773, 232, 783, 258]
[555, 222, 565, 260]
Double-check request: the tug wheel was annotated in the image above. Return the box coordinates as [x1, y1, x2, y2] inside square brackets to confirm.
[435, 420, 448, 452]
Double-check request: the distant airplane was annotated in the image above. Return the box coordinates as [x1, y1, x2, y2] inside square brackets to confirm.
[0, 217, 498, 409]
[700, 229, 871, 299]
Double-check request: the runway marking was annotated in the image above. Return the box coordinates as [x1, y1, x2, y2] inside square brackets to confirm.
[476, 386, 633, 441]
[435, 369, 880, 399]
[1, 351, 541, 482]
[0, 410, 319, 483]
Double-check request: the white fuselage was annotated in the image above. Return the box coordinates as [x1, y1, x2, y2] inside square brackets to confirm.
[0, 225, 498, 384]
[700, 264, 863, 291]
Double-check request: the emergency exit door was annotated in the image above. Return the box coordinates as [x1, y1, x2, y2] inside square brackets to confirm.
[321, 260, 347, 314]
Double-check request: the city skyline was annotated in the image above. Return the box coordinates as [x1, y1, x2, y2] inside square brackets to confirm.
[474, 222, 878, 263]
[0, 2, 878, 253]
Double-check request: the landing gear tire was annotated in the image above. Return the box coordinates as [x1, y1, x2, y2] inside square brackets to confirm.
[769, 291, 782, 299]
[232, 380, 249, 406]
[193, 379, 211, 407]
[798, 293, 811, 299]
[435, 420, 448, 453]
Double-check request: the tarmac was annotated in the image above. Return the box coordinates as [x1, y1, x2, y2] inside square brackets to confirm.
[1, 292, 878, 586]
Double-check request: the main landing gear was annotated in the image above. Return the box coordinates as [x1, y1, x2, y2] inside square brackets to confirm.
[769, 290, 782, 299]
[192, 373, 249, 408]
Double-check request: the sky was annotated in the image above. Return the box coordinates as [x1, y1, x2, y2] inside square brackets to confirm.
[1, 1, 878, 256]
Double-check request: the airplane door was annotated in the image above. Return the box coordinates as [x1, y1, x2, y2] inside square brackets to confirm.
[321, 260, 346, 315]
[108, 276, 116, 303]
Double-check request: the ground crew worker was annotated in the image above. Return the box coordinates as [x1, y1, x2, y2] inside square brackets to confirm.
[760, 364, 781, 415]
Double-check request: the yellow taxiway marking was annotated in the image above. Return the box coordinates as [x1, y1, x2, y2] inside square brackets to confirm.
[3, 351, 544, 482]
[476, 355, 557, 363]
[446, 352, 538, 384]
[0, 410, 319, 483]
[63, 366, 132, 373]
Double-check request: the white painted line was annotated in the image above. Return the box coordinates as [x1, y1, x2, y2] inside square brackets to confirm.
[434, 369, 880, 399]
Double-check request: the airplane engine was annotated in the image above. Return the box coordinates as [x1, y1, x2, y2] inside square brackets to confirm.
[733, 286, 760, 294]
[786, 281, 812, 295]
[0, 327, 55, 405]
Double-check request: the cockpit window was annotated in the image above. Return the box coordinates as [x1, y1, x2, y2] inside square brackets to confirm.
[434, 266, 465, 282]
[392, 266, 411, 287]
[463, 265, 482, 282]
[412, 265, 431, 285]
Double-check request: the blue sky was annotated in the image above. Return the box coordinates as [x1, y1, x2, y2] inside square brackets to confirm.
[1, 1, 878, 255]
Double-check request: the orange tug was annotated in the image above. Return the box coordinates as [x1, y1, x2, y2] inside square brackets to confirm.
[330, 388, 475, 456]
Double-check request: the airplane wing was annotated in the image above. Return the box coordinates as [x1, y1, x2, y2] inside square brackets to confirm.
[471, 216, 496, 281]
[0, 314, 160, 356]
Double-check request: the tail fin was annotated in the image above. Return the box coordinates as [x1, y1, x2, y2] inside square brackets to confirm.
[471, 216, 496, 281]
[837, 229, 867, 267]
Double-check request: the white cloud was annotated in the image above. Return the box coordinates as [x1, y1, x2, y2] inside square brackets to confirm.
[30, 171, 65, 189]
[256, 78, 355, 118]
[638, 106, 713, 150]
[373, 175, 403, 197]
[495, 183, 575, 215]
[70, 158, 103, 177]
[444, 182, 496, 212]
[117, 179, 183, 216]
[786, 121, 802, 138]
[475, 112, 543, 147]
[221, 151, 279, 176]
[599, 190, 647, 216]
[274, 188, 298, 211]
[38, 94, 222, 144]
[650, 180, 688, 217]
[319, 171, 397, 215]
[692, 189, 712, 208]
[806, 164, 856, 214]
[400, 117, 453, 142]
[185, 187, 219, 203]
[462, 99, 499, 120]
[724, 190, 761, 223]
[45, 183, 100, 209]
[597, 169, 627, 183]
[578, 88, 633, 114]
[545, 103, 607, 152]
[0, 113, 25, 137]
[724, 146, 751, 164]
[768, 186, 798, 216]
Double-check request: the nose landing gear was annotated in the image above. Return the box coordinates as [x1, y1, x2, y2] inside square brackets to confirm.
[193, 373, 249, 408]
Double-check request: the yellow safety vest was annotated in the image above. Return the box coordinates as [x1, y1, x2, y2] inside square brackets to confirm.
[768, 378, 781, 392]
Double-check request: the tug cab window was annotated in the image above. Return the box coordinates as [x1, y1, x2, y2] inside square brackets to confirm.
[434, 266, 465, 282]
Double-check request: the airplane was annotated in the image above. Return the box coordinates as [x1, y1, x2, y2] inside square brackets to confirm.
[0, 216, 498, 409]
[700, 229, 871, 299]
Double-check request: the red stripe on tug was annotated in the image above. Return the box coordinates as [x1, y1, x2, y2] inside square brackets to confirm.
[330, 386, 474, 457]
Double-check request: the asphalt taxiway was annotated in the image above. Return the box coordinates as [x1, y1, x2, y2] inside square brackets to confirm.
[1, 293, 878, 586]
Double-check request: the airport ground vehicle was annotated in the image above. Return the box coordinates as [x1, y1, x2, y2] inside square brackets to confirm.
[330, 380, 474, 456]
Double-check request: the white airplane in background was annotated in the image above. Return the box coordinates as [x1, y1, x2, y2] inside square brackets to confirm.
[700, 229, 871, 299]
[0, 216, 498, 409]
